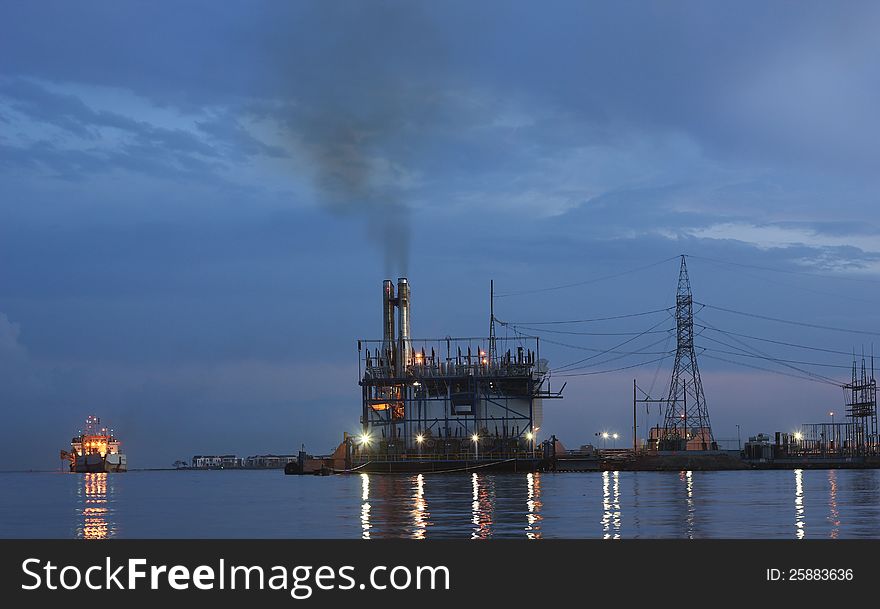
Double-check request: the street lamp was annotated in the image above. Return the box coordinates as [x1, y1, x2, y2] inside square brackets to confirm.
[612, 432, 619, 448]
[416, 433, 424, 456]
[472, 433, 480, 460]
[526, 431, 534, 453]
[829, 411, 836, 451]
[599, 431, 609, 450]
[359, 432, 371, 455]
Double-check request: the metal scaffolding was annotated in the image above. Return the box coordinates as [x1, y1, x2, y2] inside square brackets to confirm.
[844, 354, 878, 455]
[355, 278, 561, 464]
[358, 335, 559, 458]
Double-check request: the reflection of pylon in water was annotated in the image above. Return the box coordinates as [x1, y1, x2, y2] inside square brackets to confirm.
[661, 255, 715, 450]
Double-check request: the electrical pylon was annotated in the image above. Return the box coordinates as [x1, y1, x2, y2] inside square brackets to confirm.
[661, 255, 715, 450]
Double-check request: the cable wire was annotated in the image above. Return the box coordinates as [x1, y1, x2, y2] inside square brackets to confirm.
[694, 322, 861, 357]
[696, 302, 880, 337]
[556, 355, 676, 378]
[508, 307, 672, 325]
[495, 256, 680, 298]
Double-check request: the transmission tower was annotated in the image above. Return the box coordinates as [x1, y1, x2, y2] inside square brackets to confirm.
[844, 351, 877, 455]
[661, 255, 715, 450]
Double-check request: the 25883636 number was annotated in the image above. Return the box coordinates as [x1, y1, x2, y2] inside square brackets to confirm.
[788, 568, 853, 581]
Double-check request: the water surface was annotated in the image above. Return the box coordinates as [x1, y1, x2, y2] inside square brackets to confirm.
[1, 469, 878, 539]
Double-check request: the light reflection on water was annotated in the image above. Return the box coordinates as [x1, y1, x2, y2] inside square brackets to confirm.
[794, 469, 805, 539]
[2, 469, 880, 539]
[76, 473, 114, 539]
[525, 472, 542, 539]
[360, 473, 371, 539]
[601, 471, 621, 539]
[827, 469, 840, 539]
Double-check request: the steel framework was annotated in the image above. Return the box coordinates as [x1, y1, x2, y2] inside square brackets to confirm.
[660, 255, 716, 450]
[357, 336, 559, 461]
[844, 354, 878, 455]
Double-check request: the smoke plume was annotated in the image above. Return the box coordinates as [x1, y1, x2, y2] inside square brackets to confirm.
[271, 2, 446, 277]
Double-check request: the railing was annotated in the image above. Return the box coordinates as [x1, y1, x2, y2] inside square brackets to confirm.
[363, 361, 539, 380]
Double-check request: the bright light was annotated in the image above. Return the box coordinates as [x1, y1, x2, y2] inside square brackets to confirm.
[472, 434, 480, 443]
[612, 433, 619, 440]
[794, 432, 803, 441]
[829, 411, 835, 416]
[359, 433, 371, 445]
[602, 432, 609, 439]
[416, 434, 424, 444]
[413, 381, 421, 387]
[525, 432, 534, 441]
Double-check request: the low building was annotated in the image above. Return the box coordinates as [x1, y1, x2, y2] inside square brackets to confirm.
[243, 454, 298, 469]
[220, 454, 242, 468]
[192, 455, 220, 468]
[191, 455, 242, 468]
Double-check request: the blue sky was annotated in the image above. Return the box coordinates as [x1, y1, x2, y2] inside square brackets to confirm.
[2, 1, 880, 469]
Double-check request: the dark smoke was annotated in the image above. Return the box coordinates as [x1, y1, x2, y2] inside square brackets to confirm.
[267, 2, 446, 277]
[299, 106, 412, 276]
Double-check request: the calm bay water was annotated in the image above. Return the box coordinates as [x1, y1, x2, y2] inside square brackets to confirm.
[1, 468, 879, 539]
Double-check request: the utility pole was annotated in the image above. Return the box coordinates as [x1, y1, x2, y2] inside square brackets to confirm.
[634, 379, 668, 452]
[489, 280, 496, 363]
[633, 379, 637, 452]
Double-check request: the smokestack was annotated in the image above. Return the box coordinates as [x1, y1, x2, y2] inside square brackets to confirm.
[382, 279, 396, 367]
[396, 277, 411, 376]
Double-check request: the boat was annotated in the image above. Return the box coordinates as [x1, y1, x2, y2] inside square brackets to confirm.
[60, 415, 127, 473]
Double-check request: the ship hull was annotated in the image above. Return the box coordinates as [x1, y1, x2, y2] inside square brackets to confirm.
[71, 453, 127, 473]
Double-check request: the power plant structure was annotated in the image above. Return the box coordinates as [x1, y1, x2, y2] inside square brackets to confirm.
[786, 354, 879, 458]
[280, 257, 880, 476]
[353, 277, 563, 472]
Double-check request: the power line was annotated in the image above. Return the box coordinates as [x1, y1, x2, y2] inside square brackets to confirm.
[546, 313, 675, 372]
[508, 307, 672, 325]
[691, 256, 880, 307]
[698, 346, 854, 370]
[701, 353, 841, 387]
[688, 254, 880, 285]
[508, 325, 673, 337]
[695, 327, 842, 385]
[648, 332, 675, 397]
[494, 256, 680, 298]
[555, 355, 675, 378]
[524, 334, 675, 356]
[696, 302, 880, 336]
[549, 334, 677, 374]
[694, 322, 862, 357]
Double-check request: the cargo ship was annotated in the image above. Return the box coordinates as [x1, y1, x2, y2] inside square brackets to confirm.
[60, 415, 127, 473]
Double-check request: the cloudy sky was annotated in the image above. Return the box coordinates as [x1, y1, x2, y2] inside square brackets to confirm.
[2, 1, 880, 469]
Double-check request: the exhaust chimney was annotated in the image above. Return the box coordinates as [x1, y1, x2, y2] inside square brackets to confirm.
[382, 279, 396, 368]
[396, 277, 411, 376]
